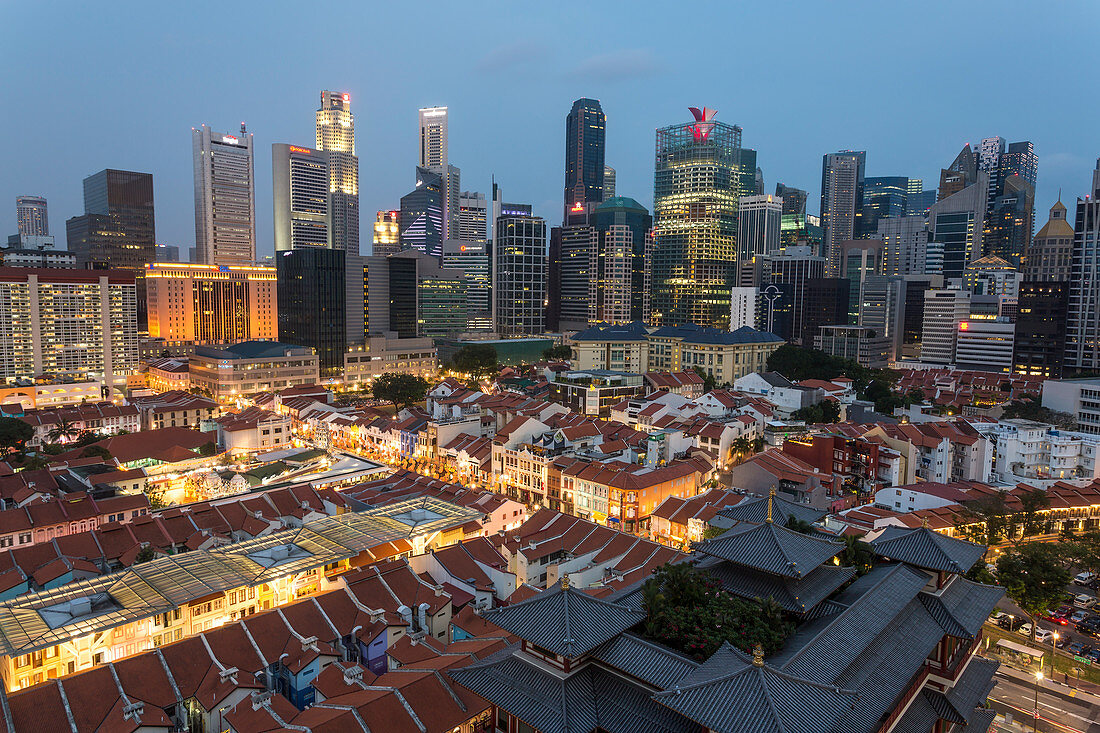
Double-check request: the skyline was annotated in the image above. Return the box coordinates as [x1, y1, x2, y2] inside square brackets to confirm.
[3, 1, 1098, 256]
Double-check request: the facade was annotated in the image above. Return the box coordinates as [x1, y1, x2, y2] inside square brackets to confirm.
[928, 174, 988, 281]
[418, 106, 459, 240]
[192, 123, 255, 265]
[457, 191, 488, 242]
[342, 334, 437, 386]
[820, 150, 866, 275]
[272, 144, 330, 250]
[276, 247, 347, 377]
[979, 419, 1100, 485]
[878, 215, 933, 276]
[860, 175, 909, 236]
[591, 197, 652, 325]
[549, 370, 646, 418]
[0, 268, 138, 388]
[442, 238, 491, 331]
[547, 205, 594, 331]
[737, 194, 782, 263]
[650, 108, 747, 328]
[15, 196, 48, 236]
[920, 289, 970, 364]
[315, 91, 359, 254]
[814, 325, 891, 367]
[603, 165, 616, 199]
[1025, 199, 1073, 281]
[564, 98, 606, 218]
[189, 341, 319, 401]
[963, 255, 1019, 298]
[1043, 378, 1100, 435]
[729, 286, 757, 330]
[372, 210, 400, 257]
[364, 253, 417, 339]
[1013, 281, 1068, 378]
[418, 264, 468, 338]
[758, 246, 827, 345]
[800, 277, 850, 347]
[399, 166, 444, 257]
[1065, 160, 1100, 372]
[954, 319, 1015, 373]
[145, 263, 277, 344]
[493, 214, 546, 337]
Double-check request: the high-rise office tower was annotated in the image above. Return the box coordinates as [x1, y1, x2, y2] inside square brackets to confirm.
[840, 239, 886, 323]
[927, 173, 988, 281]
[494, 213, 546, 336]
[272, 144, 330, 250]
[878, 215, 932, 276]
[363, 254, 417, 338]
[276, 246, 347, 377]
[66, 169, 156, 328]
[547, 204, 596, 332]
[775, 183, 808, 249]
[16, 196, 48, 236]
[938, 144, 977, 201]
[442, 239, 491, 331]
[730, 287, 757, 331]
[372, 211, 400, 257]
[457, 192, 488, 242]
[603, 166, 616, 200]
[591, 197, 652, 325]
[1014, 281, 1068, 378]
[860, 176, 909, 237]
[316, 91, 359, 253]
[418, 106, 459, 240]
[820, 151, 866, 275]
[146, 263, 277, 344]
[1066, 160, 1100, 371]
[978, 136, 1006, 202]
[399, 167, 445, 258]
[1024, 200, 1073, 282]
[564, 98, 606, 219]
[390, 250, 468, 337]
[650, 107, 748, 328]
[192, 123, 256, 265]
[921, 289, 971, 364]
[983, 141, 1038, 267]
[737, 194, 783, 264]
[758, 246, 827, 345]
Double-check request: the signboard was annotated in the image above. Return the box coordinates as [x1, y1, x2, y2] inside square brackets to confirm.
[1074, 655, 1093, 665]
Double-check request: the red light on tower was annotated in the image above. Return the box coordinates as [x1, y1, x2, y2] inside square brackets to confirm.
[571, 202, 584, 212]
[959, 321, 970, 331]
[343, 94, 350, 102]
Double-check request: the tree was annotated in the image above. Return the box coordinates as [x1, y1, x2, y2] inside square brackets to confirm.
[641, 562, 793, 660]
[542, 344, 572, 361]
[372, 373, 431, 410]
[1000, 397, 1076, 429]
[0, 418, 34, 454]
[996, 543, 1072, 641]
[79, 444, 112, 460]
[790, 400, 841, 424]
[199, 441, 218, 457]
[785, 516, 814, 534]
[1064, 530, 1100, 577]
[133, 545, 157, 564]
[46, 418, 80, 445]
[691, 366, 718, 393]
[730, 436, 753, 465]
[449, 344, 498, 379]
[838, 535, 875, 575]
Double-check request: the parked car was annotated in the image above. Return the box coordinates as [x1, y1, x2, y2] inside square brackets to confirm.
[1088, 647, 1100, 664]
[1068, 641, 1092, 656]
[1079, 618, 1100, 638]
[1070, 610, 1091, 624]
[1074, 594, 1098, 609]
[1075, 571, 1097, 587]
[998, 615, 1023, 631]
[1056, 634, 1072, 648]
[1019, 623, 1035, 637]
[1050, 606, 1074, 624]
[1034, 628, 1056, 643]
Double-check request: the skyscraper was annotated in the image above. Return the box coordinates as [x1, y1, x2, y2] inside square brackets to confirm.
[547, 204, 596, 332]
[820, 151, 866, 275]
[1065, 160, 1100, 372]
[457, 192, 488, 242]
[650, 107, 747, 328]
[758, 246, 826, 345]
[983, 141, 1038, 267]
[192, 123, 256, 265]
[737, 194, 783, 264]
[418, 106, 460, 240]
[860, 176, 909, 237]
[603, 166, 616, 200]
[316, 91, 359, 253]
[878, 215, 934, 277]
[399, 167, 444, 258]
[938, 144, 977, 201]
[66, 169, 156, 327]
[16, 196, 48, 236]
[927, 173, 988, 280]
[775, 183, 808, 249]
[146, 263, 277, 344]
[564, 98, 606, 219]
[591, 197, 652, 325]
[442, 238, 491, 331]
[494, 213, 546, 336]
[1024, 199, 1073, 281]
[372, 211, 400, 257]
[272, 144, 330, 250]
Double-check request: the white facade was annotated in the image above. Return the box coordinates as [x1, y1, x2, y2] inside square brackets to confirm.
[874, 485, 964, 513]
[15, 196, 48, 236]
[977, 419, 1100, 485]
[954, 319, 1015, 373]
[878, 215, 931, 276]
[737, 195, 782, 262]
[1042, 379, 1100, 435]
[920, 289, 970, 364]
[192, 124, 256, 265]
[418, 107, 458, 240]
[316, 91, 358, 254]
[730, 287, 757, 331]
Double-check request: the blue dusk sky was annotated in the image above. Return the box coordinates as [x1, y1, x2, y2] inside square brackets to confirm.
[2, 0, 1097, 255]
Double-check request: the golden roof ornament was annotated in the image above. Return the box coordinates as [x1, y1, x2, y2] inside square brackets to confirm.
[766, 486, 776, 524]
[752, 644, 765, 667]
[561, 574, 570, 590]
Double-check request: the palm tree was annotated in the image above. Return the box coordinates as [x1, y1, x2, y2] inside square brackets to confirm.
[46, 418, 79, 445]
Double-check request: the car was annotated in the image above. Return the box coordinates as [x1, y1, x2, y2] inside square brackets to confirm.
[1034, 628, 1056, 643]
[1050, 606, 1074, 624]
[1075, 571, 1098, 586]
[1056, 634, 1072, 648]
[1075, 594, 1099, 609]
[1088, 648, 1100, 663]
[998, 615, 1022, 631]
[1080, 619, 1100, 639]
[1019, 623, 1037, 638]
[1070, 610, 1091, 624]
[1068, 641, 1092, 656]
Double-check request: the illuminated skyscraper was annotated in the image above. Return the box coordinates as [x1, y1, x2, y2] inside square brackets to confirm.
[820, 151, 865, 275]
[494, 214, 546, 336]
[457, 192, 488, 242]
[650, 107, 749, 328]
[16, 196, 48, 236]
[372, 211, 400, 257]
[146, 263, 277, 344]
[316, 91, 358, 253]
[418, 106, 460, 240]
[603, 166, 616, 200]
[1066, 160, 1100, 371]
[564, 98, 606, 219]
[737, 194, 783, 263]
[192, 123, 256, 265]
[399, 167, 444, 258]
[272, 144, 329, 250]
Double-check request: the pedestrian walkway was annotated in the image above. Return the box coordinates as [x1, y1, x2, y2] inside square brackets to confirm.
[992, 656, 1100, 707]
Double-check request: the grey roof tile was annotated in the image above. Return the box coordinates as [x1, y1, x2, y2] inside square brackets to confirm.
[698, 555, 856, 613]
[696, 520, 843, 579]
[869, 526, 987, 574]
[590, 633, 700, 690]
[715, 494, 827, 526]
[920, 577, 1005, 639]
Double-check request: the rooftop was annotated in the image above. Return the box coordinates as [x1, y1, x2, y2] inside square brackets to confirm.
[193, 341, 314, 361]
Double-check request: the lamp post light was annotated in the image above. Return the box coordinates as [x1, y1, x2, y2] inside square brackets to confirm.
[1050, 632, 1059, 679]
[1033, 670, 1043, 732]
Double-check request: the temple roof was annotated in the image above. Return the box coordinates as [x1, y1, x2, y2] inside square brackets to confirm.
[715, 494, 827, 526]
[868, 525, 986, 574]
[695, 520, 843, 579]
[698, 555, 856, 613]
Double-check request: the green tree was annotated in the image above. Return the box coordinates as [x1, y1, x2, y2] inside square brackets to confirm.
[46, 417, 81, 445]
[372, 373, 431, 411]
[996, 543, 1072, 641]
[790, 400, 841, 424]
[449, 344, 499, 379]
[691, 366, 718, 393]
[133, 545, 157, 564]
[79, 444, 112, 460]
[199, 441, 218, 457]
[542, 344, 572, 361]
[785, 516, 814, 534]
[1064, 530, 1100, 576]
[0, 417, 34, 454]
[641, 562, 793, 660]
[838, 535, 875, 575]
[1000, 397, 1076, 429]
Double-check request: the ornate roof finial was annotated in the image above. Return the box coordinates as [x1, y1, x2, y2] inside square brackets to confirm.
[921, 514, 929, 529]
[561, 573, 570, 591]
[766, 486, 776, 524]
[752, 644, 765, 667]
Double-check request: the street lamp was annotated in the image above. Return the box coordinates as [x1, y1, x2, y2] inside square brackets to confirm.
[1033, 670, 1043, 733]
[1050, 632, 1059, 679]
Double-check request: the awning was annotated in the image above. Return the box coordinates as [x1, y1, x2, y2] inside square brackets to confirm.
[996, 639, 1046, 657]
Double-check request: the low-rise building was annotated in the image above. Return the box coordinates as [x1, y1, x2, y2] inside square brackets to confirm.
[342, 334, 438, 387]
[189, 341, 320, 402]
[975, 418, 1100, 486]
[733, 371, 824, 418]
[726, 448, 838, 509]
[548, 370, 646, 418]
[215, 406, 294, 454]
[1042, 377, 1100, 435]
[129, 390, 219, 430]
[814, 325, 891, 368]
[644, 370, 705, 398]
[17, 402, 140, 448]
[144, 357, 190, 392]
[0, 381, 104, 410]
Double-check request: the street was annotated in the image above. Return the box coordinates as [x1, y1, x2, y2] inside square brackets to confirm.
[988, 667, 1100, 732]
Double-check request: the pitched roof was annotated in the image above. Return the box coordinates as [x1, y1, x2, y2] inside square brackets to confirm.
[654, 643, 857, 733]
[480, 582, 645, 659]
[716, 493, 826, 526]
[696, 520, 843, 579]
[868, 525, 987, 574]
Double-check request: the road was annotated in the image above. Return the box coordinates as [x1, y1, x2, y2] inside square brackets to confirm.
[988, 667, 1100, 732]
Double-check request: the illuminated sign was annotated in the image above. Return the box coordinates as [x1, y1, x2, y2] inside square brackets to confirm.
[222, 135, 239, 144]
[959, 321, 970, 331]
[288, 146, 311, 154]
[342, 93, 350, 102]
[421, 109, 447, 118]
[571, 202, 584, 212]
[685, 106, 717, 142]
